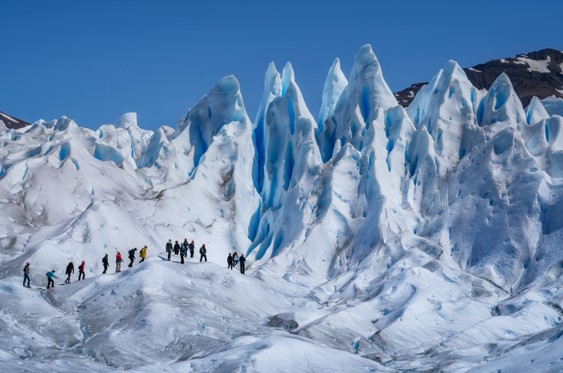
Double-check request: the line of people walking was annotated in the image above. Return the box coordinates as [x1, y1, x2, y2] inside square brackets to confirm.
[23, 239, 249, 289]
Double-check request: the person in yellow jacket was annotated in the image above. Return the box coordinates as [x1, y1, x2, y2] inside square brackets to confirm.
[139, 246, 147, 263]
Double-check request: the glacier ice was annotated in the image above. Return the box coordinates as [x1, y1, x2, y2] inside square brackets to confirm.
[1, 44, 563, 372]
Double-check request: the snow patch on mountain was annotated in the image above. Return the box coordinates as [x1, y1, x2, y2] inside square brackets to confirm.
[517, 55, 552, 73]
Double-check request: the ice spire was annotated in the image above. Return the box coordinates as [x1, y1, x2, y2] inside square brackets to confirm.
[249, 61, 322, 261]
[407, 60, 483, 173]
[183, 75, 249, 169]
[318, 58, 348, 124]
[115, 112, 138, 129]
[259, 61, 321, 208]
[325, 44, 398, 156]
[525, 96, 550, 125]
[254, 62, 282, 192]
[317, 58, 348, 161]
[477, 73, 526, 127]
[347, 44, 397, 112]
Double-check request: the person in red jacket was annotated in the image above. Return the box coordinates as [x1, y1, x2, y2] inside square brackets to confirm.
[116, 252, 123, 273]
[78, 261, 86, 280]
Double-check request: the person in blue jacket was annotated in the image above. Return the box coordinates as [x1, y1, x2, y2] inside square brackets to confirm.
[46, 270, 58, 289]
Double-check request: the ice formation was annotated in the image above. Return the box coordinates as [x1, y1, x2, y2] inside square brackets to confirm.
[1, 44, 562, 372]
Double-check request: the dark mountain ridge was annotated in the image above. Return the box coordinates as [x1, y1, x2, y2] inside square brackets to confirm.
[0, 111, 30, 129]
[395, 48, 563, 107]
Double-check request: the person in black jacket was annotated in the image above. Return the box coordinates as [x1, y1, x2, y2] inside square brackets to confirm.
[173, 241, 181, 256]
[189, 240, 195, 258]
[227, 253, 233, 269]
[128, 248, 137, 268]
[102, 254, 109, 274]
[23, 262, 31, 288]
[199, 244, 207, 262]
[65, 262, 74, 284]
[239, 254, 246, 275]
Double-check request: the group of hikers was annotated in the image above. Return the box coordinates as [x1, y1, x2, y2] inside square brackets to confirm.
[22, 239, 248, 289]
[165, 238, 247, 274]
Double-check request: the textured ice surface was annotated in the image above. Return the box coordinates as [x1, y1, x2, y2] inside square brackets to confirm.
[1, 45, 563, 372]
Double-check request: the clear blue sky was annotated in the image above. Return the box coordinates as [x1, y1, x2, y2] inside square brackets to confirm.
[2, 0, 562, 130]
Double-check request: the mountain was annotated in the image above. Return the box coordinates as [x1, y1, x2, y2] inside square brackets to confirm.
[394, 48, 563, 108]
[0, 111, 29, 129]
[1, 45, 562, 372]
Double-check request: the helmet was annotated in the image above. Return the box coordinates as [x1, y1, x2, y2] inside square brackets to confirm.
[26, 262, 30, 265]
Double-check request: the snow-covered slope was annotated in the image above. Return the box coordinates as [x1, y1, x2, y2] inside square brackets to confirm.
[1, 44, 562, 372]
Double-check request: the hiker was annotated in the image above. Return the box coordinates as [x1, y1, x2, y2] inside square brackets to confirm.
[65, 261, 74, 284]
[23, 262, 31, 288]
[128, 248, 137, 268]
[102, 254, 109, 274]
[174, 241, 181, 256]
[78, 261, 86, 280]
[166, 239, 173, 261]
[46, 270, 58, 289]
[180, 241, 187, 264]
[232, 252, 239, 267]
[199, 244, 207, 262]
[189, 240, 195, 258]
[227, 253, 233, 269]
[116, 252, 123, 272]
[239, 254, 246, 275]
[139, 246, 147, 263]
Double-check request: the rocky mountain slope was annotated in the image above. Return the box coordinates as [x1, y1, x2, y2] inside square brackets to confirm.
[0, 111, 29, 129]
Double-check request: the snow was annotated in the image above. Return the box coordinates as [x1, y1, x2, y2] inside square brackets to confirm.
[516, 55, 552, 73]
[0, 112, 17, 123]
[1, 44, 563, 372]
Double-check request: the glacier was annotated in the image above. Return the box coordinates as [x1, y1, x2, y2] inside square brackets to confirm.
[0, 44, 562, 372]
